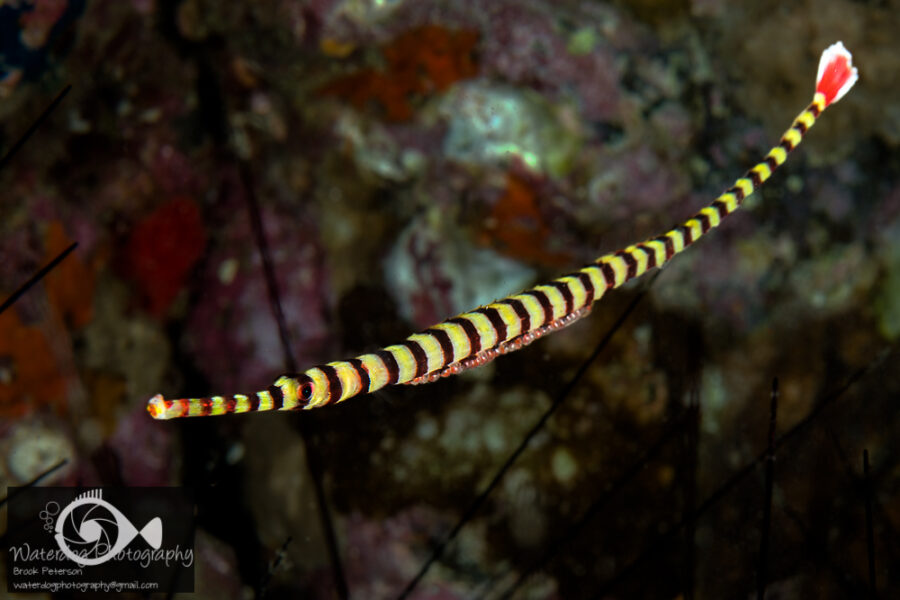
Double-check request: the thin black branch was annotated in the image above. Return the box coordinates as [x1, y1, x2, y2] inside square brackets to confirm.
[0, 84, 71, 173]
[0, 459, 69, 508]
[0, 242, 77, 315]
[239, 163, 296, 372]
[259, 536, 293, 599]
[590, 354, 881, 599]
[238, 163, 347, 599]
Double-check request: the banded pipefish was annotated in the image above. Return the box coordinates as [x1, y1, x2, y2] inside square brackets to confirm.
[148, 42, 858, 420]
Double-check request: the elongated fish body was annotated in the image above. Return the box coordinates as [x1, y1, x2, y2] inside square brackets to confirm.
[148, 42, 858, 420]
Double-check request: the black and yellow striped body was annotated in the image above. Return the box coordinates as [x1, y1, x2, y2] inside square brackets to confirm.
[146, 93, 829, 420]
[285, 93, 827, 410]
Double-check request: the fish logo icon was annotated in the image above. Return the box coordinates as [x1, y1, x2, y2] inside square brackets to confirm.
[53, 489, 162, 566]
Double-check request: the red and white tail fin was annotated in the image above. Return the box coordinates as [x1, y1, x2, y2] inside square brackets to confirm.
[816, 41, 858, 107]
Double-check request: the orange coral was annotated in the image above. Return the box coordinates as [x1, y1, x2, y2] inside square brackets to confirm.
[43, 221, 95, 329]
[0, 222, 96, 417]
[0, 309, 66, 417]
[480, 173, 573, 266]
[319, 25, 479, 122]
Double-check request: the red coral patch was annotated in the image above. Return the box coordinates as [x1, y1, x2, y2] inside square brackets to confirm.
[124, 196, 206, 317]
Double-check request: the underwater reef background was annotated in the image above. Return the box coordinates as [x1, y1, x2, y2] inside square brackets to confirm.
[1, 0, 899, 598]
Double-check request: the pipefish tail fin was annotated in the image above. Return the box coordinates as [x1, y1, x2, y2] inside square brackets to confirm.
[815, 41, 858, 107]
[147, 43, 859, 419]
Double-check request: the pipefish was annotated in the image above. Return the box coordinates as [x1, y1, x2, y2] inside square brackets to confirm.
[148, 42, 858, 420]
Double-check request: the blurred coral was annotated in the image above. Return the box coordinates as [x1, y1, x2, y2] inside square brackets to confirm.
[123, 196, 206, 318]
[480, 173, 573, 266]
[106, 404, 179, 486]
[0, 222, 94, 417]
[319, 25, 478, 122]
[0, 417, 75, 486]
[341, 507, 463, 600]
[43, 220, 94, 329]
[18, 0, 68, 49]
[384, 213, 535, 328]
[185, 201, 330, 392]
[479, 4, 623, 122]
[0, 0, 84, 97]
[0, 307, 65, 417]
[439, 81, 582, 177]
[191, 530, 246, 600]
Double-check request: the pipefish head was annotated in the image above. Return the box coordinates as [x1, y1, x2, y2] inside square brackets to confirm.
[276, 372, 321, 409]
[289, 370, 334, 409]
[252, 373, 322, 411]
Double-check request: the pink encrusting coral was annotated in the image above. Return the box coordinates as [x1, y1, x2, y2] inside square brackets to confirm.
[184, 200, 331, 393]
[107, 404, 180, 486]
[478, 3, 623, 122]
[338, 507, 471, 600]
